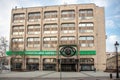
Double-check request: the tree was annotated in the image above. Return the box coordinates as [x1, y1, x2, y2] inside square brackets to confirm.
[0, 36, 8, 57]
[0, 36, 8, 73]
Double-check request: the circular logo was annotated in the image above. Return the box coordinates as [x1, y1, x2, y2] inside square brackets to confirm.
[60, 46, 76, 57]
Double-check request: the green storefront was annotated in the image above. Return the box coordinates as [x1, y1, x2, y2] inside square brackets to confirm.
[6, 50, 96, 71]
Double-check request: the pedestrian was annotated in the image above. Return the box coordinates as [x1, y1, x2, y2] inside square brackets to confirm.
[110, 73, 112, 79]
[94, 67, 96, 72]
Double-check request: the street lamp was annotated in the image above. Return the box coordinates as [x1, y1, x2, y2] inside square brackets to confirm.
[114, 41, 119, 78]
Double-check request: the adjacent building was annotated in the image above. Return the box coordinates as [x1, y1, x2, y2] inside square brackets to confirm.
[7, 3, 106, 71]
[106, 52, 120, 72]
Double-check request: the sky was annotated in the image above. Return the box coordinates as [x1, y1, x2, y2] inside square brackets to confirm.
[0, 0, 120, 52]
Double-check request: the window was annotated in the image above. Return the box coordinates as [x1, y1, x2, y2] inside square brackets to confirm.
[44, 11, 57, 20]
[43, 37, 58, 48]
[79, 36, 94, 40]
[79, 36, 94, 47]
[87, 36, 94, 40]
[43, 37, 50, 41]
[79, 22, 94, 33]
[27, 37, 40, 48]
[60, 36, 75, 44]
[79, 37, 86, 40]
[27, 37, 40, 42]
[44, 24, 58, 28]
[61, 23, 75, 33]
[13, 13, 25, 23]
[43, 24, 58, 34]
[61, 23, 75, 27]
[43, 37, 57, 41]
[61, 30, 75, 34]
[81, 43, 87, 47]
[12, 38, 24, 49]
[27, 58, 39, 63]
[79, 9, 93, 19]
[79, 22, 93, 27]
[88, 43, 94, 47]
[61, 36, 75, 41]
[61, 10, 75, 20]
[12, 25, 24, 35]
[12, 38, 24, 42]
[27, 25, 40, 35]
[28, 12, 40, 22]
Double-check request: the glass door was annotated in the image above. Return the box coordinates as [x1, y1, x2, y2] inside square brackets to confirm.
[81, 64, 94, 71]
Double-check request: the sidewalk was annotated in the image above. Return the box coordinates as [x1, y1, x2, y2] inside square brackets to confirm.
[0, 70, 119, 80]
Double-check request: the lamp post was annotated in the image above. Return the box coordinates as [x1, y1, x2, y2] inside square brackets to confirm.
[114, 41, 119, 78]
[59, 51, 62, 80]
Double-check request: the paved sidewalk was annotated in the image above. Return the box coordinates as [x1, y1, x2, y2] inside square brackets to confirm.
[0, 70, 119, 80]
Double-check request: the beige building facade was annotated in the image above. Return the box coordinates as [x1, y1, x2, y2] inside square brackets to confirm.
[7, 4, 106, 71]
[106, 53, 120, 72]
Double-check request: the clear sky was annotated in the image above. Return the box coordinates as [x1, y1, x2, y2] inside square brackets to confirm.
[0, 0, 120, 52]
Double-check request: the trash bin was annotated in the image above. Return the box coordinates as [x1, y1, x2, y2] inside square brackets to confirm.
[110, 73, 112, 79]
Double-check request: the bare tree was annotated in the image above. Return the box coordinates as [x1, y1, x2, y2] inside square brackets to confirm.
[0, 36, 8, 73]
[0, 36, 8, 57]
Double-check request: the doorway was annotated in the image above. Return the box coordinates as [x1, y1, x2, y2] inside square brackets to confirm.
[61, 64, 76, 72]
[80, 64, 94, 71]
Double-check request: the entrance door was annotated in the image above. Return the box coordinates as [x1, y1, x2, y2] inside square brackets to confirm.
[81, 64, 94, 71]
[61, 64, 76, 72]
[43, 64, 56, 71]
[26, 63, 39, 71]
[11, 63, 22, 71]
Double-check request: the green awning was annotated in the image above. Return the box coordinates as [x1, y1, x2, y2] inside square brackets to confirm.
[80, 50, 96, 55]
[6, 50, 96, 56]
[6, 51, 57, 56]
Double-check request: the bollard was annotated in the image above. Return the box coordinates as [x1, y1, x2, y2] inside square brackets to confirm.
[110, 73, 112, 79]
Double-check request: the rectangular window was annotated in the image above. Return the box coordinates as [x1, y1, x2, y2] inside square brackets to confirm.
[44, 11, 57, 20]
[28, 12, 40, 22]
[12, 25, 24, 35]
[60, 36, 75, 44]
[81, 43, 87, 47]
[61, 23, 75, 27]
[43, 37, 58, 48]
[12, 38, 24, 49]
[61, 23, 75, 33]
[27, 37, 40, 48]
[44, 24, 58, 28]
[79, 9, 93, 20]
[79, 36, 86, 40]
[87, 36, 94, 40]
[43, 24, 58, 34]
[88, 43, 94, 47]
[61, 10, 75, 20]
[27, 25, 40, 35]
[79, 22, 94, 33]
[12, 38, 24, 42]
[79, 36, 94, 47]
[61, 36, 75, 40]
[79, 22, 94, 27]
[13, 13, 25, 23]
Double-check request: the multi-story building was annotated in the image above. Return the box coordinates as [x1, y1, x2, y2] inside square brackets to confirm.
[7, 3, 106, 71]
[106, 52, 120, 72]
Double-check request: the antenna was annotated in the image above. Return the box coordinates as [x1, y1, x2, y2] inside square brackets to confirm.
[64, 1, 67, 6]
[15, 6, 17, 9]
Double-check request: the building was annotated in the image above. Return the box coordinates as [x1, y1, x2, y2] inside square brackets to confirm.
[6, 3, 106, 71]
[106, 52, 120, 72]
[106, 52, 115, 59]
